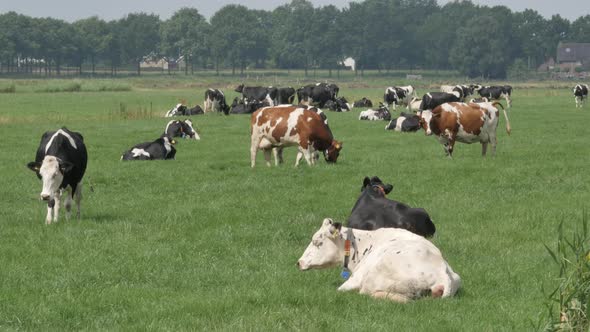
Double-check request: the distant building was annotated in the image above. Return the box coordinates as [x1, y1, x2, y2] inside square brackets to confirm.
[140, 55, 186, 70]
[556, 42, 590, 70]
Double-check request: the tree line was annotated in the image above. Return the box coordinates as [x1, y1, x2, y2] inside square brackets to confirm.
[1, 0, 589, 79]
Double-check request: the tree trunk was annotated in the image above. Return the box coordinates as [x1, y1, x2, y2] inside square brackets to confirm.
[137, 61, 141, 76]
[185, 55, 189, 75]
[91, 55, 96, 76]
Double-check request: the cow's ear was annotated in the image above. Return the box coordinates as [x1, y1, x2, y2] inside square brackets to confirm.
[384, 184, 393, 194]
[329, 222, 342, 238]
[59, 160, 74, 173]
[27, 161, 41, 172]
[362, 177, 371, 189]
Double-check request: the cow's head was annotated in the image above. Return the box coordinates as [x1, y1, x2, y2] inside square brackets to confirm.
[324, 140, 343, 163]
[182, 119, 199, 140]
[234, 84, 244, 93]
[419, 110, 433, 135]
[297, 218, 344, 271]
[361, 176, 393, 196]
[27, 156, 74, 201]
[220, 100, 230, 115]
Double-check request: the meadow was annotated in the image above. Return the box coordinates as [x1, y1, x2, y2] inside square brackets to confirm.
[0, 74, 588, 330]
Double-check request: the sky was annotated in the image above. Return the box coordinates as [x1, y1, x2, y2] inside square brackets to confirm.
[0, 0, 588, 22]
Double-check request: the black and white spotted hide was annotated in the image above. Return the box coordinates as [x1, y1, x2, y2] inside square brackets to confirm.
[121, 135, 177, 161]
[165, 119, 199, 140]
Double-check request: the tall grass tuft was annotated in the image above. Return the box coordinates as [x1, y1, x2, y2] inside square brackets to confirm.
[541, 214, 590, 331]
[109, 102, 154, 120]
[97, 82, 131, 92]
[35, 81, 82, 93]
[0, 83, 16, 93]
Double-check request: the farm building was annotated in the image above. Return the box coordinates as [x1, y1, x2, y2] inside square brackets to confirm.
[556, 42, 590, 70]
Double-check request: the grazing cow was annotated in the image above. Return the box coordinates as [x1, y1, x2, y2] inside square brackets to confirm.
[203, 89, 230, 114]
[229, 97, 269, 114]
[440, 85, 473, 101]
[325, 97, 352, 112]
[275, 87, 296, 105]
[474, 85, 512, 107]
[353, 97, 373, 108]
[385, 112, 421, 132]
[121, 135, 176, 161]
[419, 92, 461, 111]
[359, 103, 391, 121]
[383, 85, 415, 109]
[165, 119, 199, 140]
[165, 104, 203, 117]
[297, 83, 339, 107]
[235, 84, 277, 106]
[419, 102, 511, 157]
[297, 218, 461, 303]
[250, 105, 342, 167]
[27, 128, 88, 224]
[348, 176, 435, 237]
[573, 84, 589, 108]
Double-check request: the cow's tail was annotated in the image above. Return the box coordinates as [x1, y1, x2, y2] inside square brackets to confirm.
[492, 102, 511, 135]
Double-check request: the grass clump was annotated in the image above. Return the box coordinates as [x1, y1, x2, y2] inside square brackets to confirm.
[0, 82, 16, 93]
[542, 214, 590, 331]
[97, 82, 131, 92]
[35, 81, 82, 93]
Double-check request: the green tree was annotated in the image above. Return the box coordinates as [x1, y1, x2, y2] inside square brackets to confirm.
[73, 17, 109, 75]
[570, 15, 590, 42]
[119, 13, 161, 75]
[160, 7, 210, 75]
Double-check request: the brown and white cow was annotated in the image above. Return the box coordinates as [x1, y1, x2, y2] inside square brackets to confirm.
[419, 102, 511, 157]
[250, 105, 342, 167]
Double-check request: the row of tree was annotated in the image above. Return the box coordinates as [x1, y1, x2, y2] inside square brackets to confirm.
[1, 0, 589, 78]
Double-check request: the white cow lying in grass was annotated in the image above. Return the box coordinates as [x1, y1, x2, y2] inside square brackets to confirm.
[297, 218, 461, 303]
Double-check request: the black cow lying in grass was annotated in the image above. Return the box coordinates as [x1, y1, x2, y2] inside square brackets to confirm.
[347, 176, 436, 237]
[121, 135, 176, 161]
[165, 103, 204, 117]
[385, 112, 421, 132]
[353, 97, 373, 108]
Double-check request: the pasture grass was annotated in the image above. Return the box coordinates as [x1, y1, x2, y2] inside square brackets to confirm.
[0, 76, 588, 330]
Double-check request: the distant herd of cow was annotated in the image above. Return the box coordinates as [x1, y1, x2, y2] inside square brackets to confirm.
[26, 81, 588, 302]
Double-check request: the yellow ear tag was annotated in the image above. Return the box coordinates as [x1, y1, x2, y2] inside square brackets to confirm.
[331, 229, 340, 239]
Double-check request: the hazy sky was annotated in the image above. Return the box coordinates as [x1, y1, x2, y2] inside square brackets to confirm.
[1, 0, 588, 22]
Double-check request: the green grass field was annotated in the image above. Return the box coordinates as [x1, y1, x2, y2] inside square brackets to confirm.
[0, 76, 588, 330]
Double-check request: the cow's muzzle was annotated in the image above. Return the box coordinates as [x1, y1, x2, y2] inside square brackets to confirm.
[41, 194, 50, 201]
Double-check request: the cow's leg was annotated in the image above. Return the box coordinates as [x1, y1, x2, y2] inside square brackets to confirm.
[53, 190, 62, 223]
[74, 182, 82, 220]
[371, 291, 411, 303]
[446, 139, 456, 158]
[250, 134, 260, 168]
[506, 96, 512, 108]
[273, 147, 284, 166]
[45, 202, 53, 225]
[301, 148, 314, 166]
[263, 148, 272, 167]
[481, 142, 488, 157]
[295, 151, 304, 167]
[64, 186, 73, 221]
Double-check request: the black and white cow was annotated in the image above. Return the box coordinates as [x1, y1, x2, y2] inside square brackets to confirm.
[474, 85, 512, 107]
[165, 119, 199, 140]
[353, 97, 373, 108]
[574, 84, 589, 108]
[275, 87, 296, 105]
[229, 97, 269, 114]
[27, 128, 88, 224]
[419, 91, 461, 111]
[359, 103, 391, 121]
[203, 89, 230, 114]
[235, 84, 277, 106]
[440, 85, 473, 101]
[121, 135, 176, 161]
[325, 97, 352, 112]
[297, 83, 339, 107]
[384, 85, 415, 109]
[347, 176, 436, 237]
[385, 112, 421, 132]
[165, 103, 204, 117]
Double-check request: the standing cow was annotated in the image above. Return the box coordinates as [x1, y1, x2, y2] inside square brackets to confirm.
[419, 102, 511, 157]
[573, 84, 589, 108]
[297, 83, 339, 107]
[250, 105, 342, 167]
[27, 128, 88, 224]
[297, 218, 461, 303]
[384, 85, 415, 109]
[203, 89, 230, 114]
